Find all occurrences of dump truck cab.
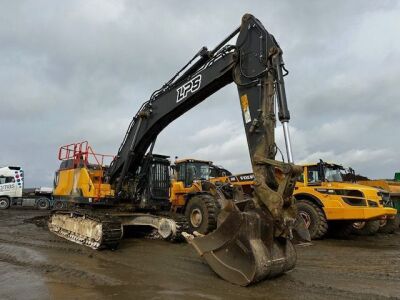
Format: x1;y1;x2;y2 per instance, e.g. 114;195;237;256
294;161;397;239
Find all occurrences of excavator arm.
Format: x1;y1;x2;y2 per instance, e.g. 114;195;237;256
107;14;294;193
104;14;308;285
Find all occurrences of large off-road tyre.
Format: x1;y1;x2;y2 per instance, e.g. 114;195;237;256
328;221;354;239
352;220;380;236
37;198;50;210
296;200;328;239
0;197;10;210
185;194;220;235
378;215;400;234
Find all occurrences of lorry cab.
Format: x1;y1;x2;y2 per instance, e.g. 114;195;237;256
0;166;52;210
0;166;24;208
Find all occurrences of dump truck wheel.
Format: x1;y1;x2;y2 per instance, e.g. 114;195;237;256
352;220;380;236
378;215;400;234
185;194;220;235
296;200;328;239
328;221;354;239
37;198;50;210
0;197;10;210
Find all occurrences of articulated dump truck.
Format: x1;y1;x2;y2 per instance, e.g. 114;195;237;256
211;161;397;240
48;14;310;286
294;161;396;238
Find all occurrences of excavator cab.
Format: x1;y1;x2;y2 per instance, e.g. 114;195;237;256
135;154;171;210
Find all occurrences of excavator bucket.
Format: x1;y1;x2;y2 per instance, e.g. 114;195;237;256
183;207;296;286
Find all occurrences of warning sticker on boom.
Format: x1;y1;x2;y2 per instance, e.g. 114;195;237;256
240;94;251;123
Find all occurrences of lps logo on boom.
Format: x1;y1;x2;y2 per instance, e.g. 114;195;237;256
176;74;202;103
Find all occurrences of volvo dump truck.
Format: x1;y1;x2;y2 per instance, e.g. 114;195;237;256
294;161;397;239
48;14;309;286
0;166;53;209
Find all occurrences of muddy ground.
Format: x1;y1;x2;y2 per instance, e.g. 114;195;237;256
0;210;399;300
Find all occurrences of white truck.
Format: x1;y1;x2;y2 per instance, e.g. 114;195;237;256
0;166;53;209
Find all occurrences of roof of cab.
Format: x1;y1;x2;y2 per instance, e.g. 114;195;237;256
301;162;344;169
174;158;212;164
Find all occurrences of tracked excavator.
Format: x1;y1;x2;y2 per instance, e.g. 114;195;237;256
49;14;308;286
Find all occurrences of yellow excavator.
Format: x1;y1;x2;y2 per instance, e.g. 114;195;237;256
49;14;309;286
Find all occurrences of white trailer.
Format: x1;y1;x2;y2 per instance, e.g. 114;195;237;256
0;166;53;209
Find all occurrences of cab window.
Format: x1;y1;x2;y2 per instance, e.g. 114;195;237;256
297;173;304;183
307;166;321;183
0;176;14;184
177;164;186;182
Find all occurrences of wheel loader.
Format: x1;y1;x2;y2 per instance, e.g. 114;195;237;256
49;14;310;286
169;158;230;234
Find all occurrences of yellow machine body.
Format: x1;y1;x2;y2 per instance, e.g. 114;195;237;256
295;164;397;221
170;180;202;208
169;158;229;210
53;167;114;200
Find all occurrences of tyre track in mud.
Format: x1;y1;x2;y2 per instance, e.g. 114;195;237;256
278;276;395;300
0;243;122;287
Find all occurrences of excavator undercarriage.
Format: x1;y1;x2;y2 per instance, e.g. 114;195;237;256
49;13;309;286
49;210;189;249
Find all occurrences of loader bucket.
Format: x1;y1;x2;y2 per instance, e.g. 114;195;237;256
184;208;296;286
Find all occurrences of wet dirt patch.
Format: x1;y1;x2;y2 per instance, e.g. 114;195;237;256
0;209;399;299
24;214;50;227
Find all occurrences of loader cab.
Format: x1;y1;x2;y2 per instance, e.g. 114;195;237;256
173;159;231;188
174;159;212;188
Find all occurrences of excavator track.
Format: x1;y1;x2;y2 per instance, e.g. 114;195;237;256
49;210;189;249
48;211;123;250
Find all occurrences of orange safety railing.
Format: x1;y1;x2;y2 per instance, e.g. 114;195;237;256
58;141;114;200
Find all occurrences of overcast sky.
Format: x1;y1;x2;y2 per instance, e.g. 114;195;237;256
1;0;399;187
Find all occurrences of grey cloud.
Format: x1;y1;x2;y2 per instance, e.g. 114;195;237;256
1;0;399;186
